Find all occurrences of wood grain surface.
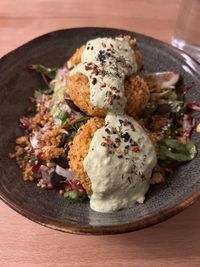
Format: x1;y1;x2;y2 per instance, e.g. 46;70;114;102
1;1;200;266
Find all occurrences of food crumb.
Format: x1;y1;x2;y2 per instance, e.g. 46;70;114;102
196;123;200;133
150;172;165;184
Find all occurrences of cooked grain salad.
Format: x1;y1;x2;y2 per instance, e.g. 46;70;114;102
10;36;199;211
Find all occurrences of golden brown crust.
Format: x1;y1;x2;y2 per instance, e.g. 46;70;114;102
124;75;149;117
66;73;107;117
68;117;104;192
66;73;149;118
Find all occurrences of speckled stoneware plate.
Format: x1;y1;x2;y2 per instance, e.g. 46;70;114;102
0;27;200;235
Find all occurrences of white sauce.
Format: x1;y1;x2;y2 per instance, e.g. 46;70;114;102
84;113;157;212
70;37;157;212
70;37;137;113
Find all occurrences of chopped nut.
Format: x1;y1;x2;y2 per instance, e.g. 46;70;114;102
16;136;28;145
196;123;200;133
150;172;165;184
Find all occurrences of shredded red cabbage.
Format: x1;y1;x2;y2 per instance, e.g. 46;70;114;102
186;101;200;111
65;179;85;192
182;113;195;139
20;117;31;129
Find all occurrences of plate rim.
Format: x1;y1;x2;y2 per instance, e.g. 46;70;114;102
1;185;200;235
1;26;200;235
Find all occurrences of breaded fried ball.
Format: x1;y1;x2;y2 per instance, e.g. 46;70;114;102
66;74;149;118
68;117;104;193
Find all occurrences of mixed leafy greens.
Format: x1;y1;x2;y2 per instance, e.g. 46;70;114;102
142;72;197;171
12;65;198;202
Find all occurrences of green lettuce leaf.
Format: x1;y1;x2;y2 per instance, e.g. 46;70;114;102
158;138;197;164
29;64;58;80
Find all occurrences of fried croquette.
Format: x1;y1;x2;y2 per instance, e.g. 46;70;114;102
66;74;149;118
66;73;106;117
68;117;104;192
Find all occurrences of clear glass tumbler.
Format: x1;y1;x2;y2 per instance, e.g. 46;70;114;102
172;0;200;62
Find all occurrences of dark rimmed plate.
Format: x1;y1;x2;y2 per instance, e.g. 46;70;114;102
0;27;200;235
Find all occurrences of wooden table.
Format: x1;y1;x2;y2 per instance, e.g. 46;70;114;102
1;1;200;266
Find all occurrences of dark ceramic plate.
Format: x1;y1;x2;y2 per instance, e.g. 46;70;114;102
0;27;200;235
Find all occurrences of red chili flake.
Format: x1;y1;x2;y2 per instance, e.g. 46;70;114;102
107;92;113;105
101;142;107;147
124;120;129;126
132;146;140;153
92;77;97;85
84;65;92;71
85;63;97;71
101;83;106;88
92;69;98;75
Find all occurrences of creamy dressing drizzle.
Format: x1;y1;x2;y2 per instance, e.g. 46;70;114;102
70;37;157;212
70;37;137;113
84;113;157;212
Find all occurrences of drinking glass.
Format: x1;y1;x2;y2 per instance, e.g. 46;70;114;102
172;0;200;62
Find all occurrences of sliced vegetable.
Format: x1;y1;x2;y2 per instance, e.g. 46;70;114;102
64;190;87;201
71;117;89;132
183;113;195;139
186;101;200;111
39;88;54;95
158;138;197;164
28;64;58;80
50;86;66;107
145;71;180;89
50;87;68;124
55;165;74;178
56;110;68;122
162;89;178;101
